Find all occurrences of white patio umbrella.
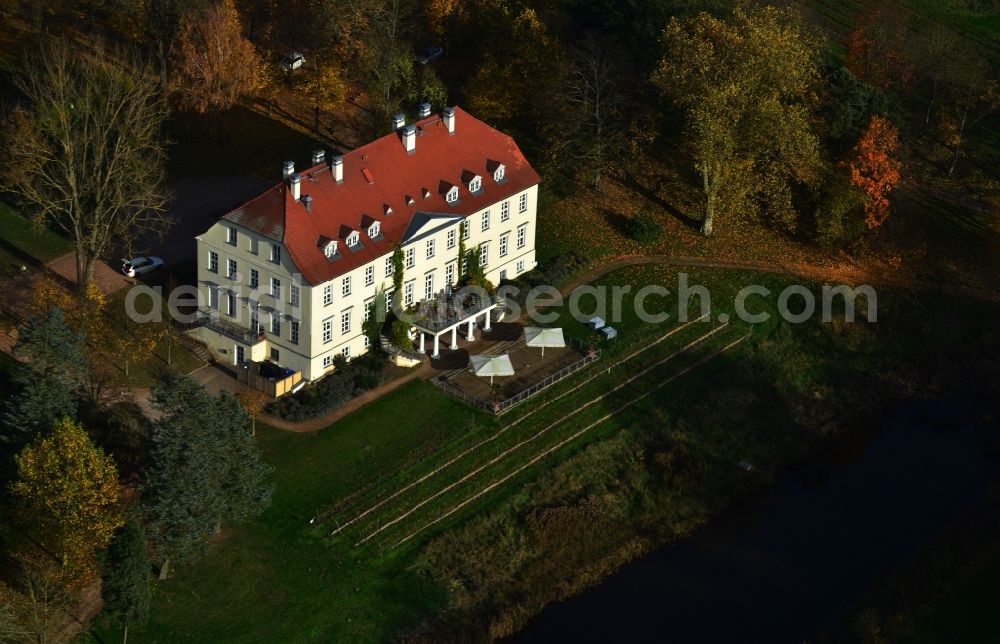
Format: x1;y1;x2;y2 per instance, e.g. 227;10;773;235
523;326;565;357
469;354;515;385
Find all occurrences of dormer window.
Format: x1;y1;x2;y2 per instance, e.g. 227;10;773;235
368;221;381;238
494;165;505;182
469;176;482;192
487;159;506;183
324;240;338;258
445;186;459;203
347;231;360;247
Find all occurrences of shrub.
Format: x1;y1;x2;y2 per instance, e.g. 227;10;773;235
627;210;663;245
266;352;390;421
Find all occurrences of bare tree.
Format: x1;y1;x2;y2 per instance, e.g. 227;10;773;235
943;55;999;177
2;40;169;291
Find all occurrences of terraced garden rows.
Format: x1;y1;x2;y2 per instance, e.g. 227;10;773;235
323;313;752;553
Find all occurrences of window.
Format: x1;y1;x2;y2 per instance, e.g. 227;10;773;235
290;320;299;344
226;290;236;317
323;318;333;343
445;262;455;289
227;227;237;245
424;272;434;300
517;260;525;273
208;286;219;310
365;265;374;287
481;210;490;232
290;285;300;307
341;346;351;359
341;309;351;335
270;243;281;264
341;275;351;297
323;355;334;369
447;228;456;249
270;313;281;336
271;347;280;361
384;289;393;311
250;307;260;334
500;270;507;281
250;238;259;255
323;284;332;306
227;259;237;279
405;247;415;269
469;176;481;192
519;193;528;213
494;165;505;182
208;251;219;273
461;256;467;276
500;200;510;221
250;268;259;289
500;234;509;257
368;222;380;238
479;243;489;267
324;241;338;258
385;255;394;277
364;298;374;321
363;334;370;349
404;282;414;307
517;224;527;249
445;186;458;203
426;238;435;260
461;220;470;240
271;277;281;299
347;231;360;247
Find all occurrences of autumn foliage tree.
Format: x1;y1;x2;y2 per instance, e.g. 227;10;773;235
845;115;902;229
169;0;261;114
9;418;124;589
844;5;914;95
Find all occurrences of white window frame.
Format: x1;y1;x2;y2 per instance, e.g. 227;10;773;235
500;234;509;257
227;227;238;245
519;192;528;213
322;318;333;344
500;200;510;221
290;285;300;307
341;275;351;297
461;220;470;240
516;260;525;273
445;262;455;289
494;165;505;182
481;210;490;232
249;268;259;289
446;186;459;203
469;176;481;192
270;313;281;336
447;228;456;249
323;355;334;368
227;259;237;280
363;298;374;321
479;243;488;267
226;290;236;317
341;309;351;335
424;272;434;300
385;255;394;277
404;282;414;307
290;320;300;344
405;247;415;269
208;251;219;273
270;243;281;264
208;285;219;310
368;222;380;238
347;231;360;247
426;238;435;260
323;284;332;306
365;265;374;286
271;277;281;299
341;346;351;359
517;224;527;249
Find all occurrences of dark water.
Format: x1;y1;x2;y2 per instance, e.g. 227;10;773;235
515;401;998;644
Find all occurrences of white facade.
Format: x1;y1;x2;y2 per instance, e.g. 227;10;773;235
193;185;538;381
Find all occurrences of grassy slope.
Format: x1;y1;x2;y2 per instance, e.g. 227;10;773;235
0;201;73;268
93;264;1000;642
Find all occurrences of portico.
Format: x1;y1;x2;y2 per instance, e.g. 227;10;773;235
412;293;499;359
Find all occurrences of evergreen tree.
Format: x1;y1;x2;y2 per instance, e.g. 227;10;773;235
1;308;88;468
101;519;151;644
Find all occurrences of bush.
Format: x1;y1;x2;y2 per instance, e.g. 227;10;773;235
390;319;413;350
266;352;390;421
627;210;663;245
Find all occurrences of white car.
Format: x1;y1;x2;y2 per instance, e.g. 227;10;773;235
281;52;305;71
122;256;164;277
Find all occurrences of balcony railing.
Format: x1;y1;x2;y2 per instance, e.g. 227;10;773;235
408;291;501;333
194;311;266;346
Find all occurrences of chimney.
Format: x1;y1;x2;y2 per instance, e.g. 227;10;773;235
418;102;431;118
402;124;416;153
301;194;312;211
311;149;325;165
290;173;301;201
282;160;295;178
443;107;455;135
391;112;405;131
331;155;343;183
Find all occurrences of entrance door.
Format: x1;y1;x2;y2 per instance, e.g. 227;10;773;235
235;344;245;365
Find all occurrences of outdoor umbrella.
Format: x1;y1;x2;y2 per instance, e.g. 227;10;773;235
523;326;566;357
469;354;515;385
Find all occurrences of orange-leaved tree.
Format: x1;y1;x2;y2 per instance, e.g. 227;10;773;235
9;418;124;588
846;115;902;229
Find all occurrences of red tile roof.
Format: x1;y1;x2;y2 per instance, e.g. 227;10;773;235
220;107;540;286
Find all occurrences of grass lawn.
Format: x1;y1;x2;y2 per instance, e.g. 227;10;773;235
88;265;1000;642
0;201;73;268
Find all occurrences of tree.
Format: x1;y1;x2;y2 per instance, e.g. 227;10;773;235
940;55;999;177
654;6;824;236
910;24;964;125
101;519;151;644
234;388;267;436
0;559;74;644
144;375;272;578
844;4;914;95
1;40;169;290
845;115;902;229
390;245;405;312
169;0;261;114
9;418;124;588
1;308;88;469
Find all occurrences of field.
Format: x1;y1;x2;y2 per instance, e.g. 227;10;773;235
0;201;73;269
89;263;1000;642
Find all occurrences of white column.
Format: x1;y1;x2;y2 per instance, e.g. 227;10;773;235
483;310;492;331
466;318;475;341
419;332;425;353
432;333;440;358
450;326;458;350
